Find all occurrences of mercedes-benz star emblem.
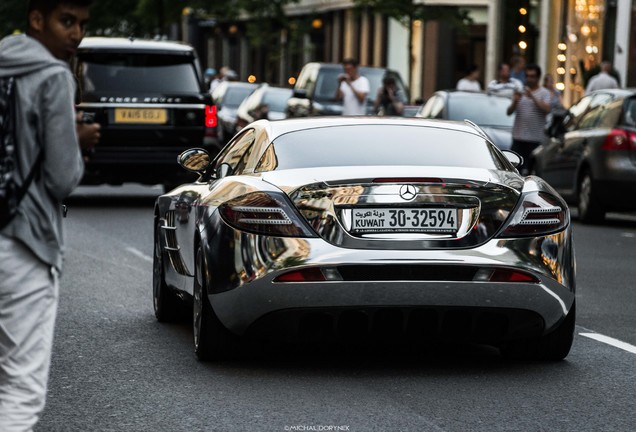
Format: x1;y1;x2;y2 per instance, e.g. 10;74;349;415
399;184;417;201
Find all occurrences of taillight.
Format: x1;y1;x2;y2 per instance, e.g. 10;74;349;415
205;105;217;128
218;191;317;237
601;128;634;150
273;268;326;282
473;268;539;283
498;191;568;237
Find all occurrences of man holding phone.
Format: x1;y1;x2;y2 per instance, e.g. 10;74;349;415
506;63;551;175
335;58;370;116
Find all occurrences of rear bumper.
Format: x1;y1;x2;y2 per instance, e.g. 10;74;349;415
204;224;575;340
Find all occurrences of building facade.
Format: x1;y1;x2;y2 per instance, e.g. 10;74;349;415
188;0;634;105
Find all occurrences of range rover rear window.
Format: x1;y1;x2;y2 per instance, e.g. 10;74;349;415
77;53;201;94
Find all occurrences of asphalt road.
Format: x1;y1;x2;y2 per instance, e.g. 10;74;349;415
36;185;636;432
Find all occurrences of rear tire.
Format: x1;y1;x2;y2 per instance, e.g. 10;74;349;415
501;302;576;361
193;244;240;361
577;170;605;223
153;220;182;322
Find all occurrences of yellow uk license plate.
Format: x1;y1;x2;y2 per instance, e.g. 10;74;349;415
114;108;167;124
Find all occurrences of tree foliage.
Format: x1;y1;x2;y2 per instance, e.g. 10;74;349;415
0;0;294;38
0;0;28;36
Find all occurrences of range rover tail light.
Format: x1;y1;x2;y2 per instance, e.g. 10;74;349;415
205;105;217;128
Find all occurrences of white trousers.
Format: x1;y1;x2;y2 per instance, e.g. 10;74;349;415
0;234;58;432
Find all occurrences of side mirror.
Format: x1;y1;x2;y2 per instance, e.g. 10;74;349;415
502;150;523;168
178;148;211;173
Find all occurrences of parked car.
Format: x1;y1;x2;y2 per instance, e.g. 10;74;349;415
235;83;292;132
531;88;636;223
73;37;219;192
211;81;257;144
153;117;575;362
286;62;408;117
415;90;515;150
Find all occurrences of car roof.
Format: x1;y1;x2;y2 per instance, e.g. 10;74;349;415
78;37;195;53
302;62;395;73
259;117;484;139
438;89;512;100
587;88;636;97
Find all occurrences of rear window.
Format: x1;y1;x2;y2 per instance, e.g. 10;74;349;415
256;125;508;171
77;52;201;94
623;98;636;127
313;69;340;99
262;89;293;112
222;86;257;107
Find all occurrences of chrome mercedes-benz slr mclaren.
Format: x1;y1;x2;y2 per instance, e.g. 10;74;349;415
153;117;576;361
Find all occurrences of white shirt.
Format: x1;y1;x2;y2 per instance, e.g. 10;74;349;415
585;72;619;94
511;87;551;142
487;78;523;97
340;76;370;116
456;78;481;92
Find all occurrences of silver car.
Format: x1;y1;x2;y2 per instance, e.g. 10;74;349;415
153;117;576;361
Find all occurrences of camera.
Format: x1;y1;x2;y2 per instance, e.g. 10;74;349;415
79;111;96;124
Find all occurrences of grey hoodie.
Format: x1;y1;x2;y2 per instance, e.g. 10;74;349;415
0;34;84;272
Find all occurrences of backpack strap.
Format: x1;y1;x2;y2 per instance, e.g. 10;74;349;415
15;151;44;203
4;76;44;208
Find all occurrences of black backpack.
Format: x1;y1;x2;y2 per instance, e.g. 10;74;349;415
0;76;41;229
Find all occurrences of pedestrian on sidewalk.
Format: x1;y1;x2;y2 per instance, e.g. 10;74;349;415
585;61;619;94
456;64;482;92
506;63;551;175
335;58;370;116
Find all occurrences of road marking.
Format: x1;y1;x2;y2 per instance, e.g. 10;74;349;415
126;247;153;263
579;332;636;354
620;232;635;238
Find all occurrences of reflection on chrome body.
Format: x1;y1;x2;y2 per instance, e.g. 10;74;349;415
153;117;576;360
203;225;574;336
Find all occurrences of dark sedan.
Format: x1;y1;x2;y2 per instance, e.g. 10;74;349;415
153;117;575;362
532;88;636;223
415;90;515;150
211;81;257;144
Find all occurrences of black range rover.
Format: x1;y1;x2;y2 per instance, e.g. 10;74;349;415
73;37;219;191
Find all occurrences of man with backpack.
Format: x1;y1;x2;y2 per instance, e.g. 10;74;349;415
0;1;94;429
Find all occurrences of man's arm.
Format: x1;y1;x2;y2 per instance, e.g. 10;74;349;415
40;71;84;201
76;112;100;153
350;77;369;104
335;75;345;101
528;88;551;113
507;91;521;116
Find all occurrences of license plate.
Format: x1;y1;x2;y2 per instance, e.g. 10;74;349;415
114;108;167;124
351;208;457;233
